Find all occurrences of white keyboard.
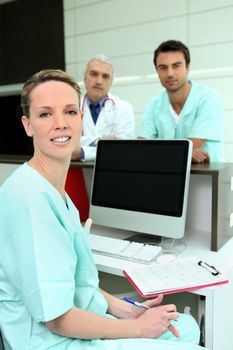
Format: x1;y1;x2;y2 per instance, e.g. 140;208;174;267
88;234;162;263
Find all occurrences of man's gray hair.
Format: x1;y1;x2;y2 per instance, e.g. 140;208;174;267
84;54;114;80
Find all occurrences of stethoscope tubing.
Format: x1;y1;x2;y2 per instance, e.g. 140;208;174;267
81;93;115;113
81;94;116;136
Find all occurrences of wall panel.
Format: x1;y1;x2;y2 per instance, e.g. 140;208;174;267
110;81;163;112
74;0;187;34
74;17;187;61
64;0;74;9
224;144;233;162
66;62;79;78
193;76;233;109
76;53;156;78
188;0;233;13
74;0;104;7
224;111;233;142
65;36;76;63
190;42;233;70
189;7;233;46
64;9;76;37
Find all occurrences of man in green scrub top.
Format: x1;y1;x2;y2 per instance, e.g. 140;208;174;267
139;40;224;163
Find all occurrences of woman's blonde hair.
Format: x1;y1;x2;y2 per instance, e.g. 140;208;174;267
21;69;81;117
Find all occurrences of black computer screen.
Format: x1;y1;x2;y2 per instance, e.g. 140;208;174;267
91;140;190;217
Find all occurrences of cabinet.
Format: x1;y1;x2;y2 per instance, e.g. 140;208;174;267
187;163;233;251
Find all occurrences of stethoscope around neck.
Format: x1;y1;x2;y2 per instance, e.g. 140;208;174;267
81;93;115;114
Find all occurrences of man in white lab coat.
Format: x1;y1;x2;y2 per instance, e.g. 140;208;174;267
72;55;135;161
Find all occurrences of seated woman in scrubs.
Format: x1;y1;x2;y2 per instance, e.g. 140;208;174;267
0;70;203;350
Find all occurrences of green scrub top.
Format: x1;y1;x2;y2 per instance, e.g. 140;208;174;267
0;163;201;350
139;81;224;162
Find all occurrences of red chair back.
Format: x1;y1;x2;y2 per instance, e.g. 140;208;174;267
65;168;89;222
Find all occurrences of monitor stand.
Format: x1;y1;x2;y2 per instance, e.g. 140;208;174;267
125;233;162;245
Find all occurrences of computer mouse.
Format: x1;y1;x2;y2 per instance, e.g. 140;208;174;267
156;252;177;264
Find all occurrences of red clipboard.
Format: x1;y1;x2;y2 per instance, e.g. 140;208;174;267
123;270;228;298
123;257;229;298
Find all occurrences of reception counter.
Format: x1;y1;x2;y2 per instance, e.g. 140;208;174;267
1;155;233;251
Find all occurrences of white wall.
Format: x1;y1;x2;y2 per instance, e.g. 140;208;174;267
64;0;233;161
0;163;19;185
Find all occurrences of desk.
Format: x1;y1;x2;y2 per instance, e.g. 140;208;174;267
1;160;232;249
1;158;233;348
189;163;233;251
91;225;233;350
79;162;233;251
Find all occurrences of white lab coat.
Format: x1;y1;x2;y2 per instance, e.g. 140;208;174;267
81;93;135;160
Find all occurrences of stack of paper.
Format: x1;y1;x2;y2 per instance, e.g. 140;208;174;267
123;257;228;297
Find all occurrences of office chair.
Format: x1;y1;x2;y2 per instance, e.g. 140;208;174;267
0;330;4;350
65;168;89;222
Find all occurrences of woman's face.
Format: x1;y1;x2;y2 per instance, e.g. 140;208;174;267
21;80;82;162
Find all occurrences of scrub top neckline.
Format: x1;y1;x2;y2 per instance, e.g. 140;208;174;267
24;162;70;209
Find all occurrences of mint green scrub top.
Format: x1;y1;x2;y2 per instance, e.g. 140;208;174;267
139;81;224;162
0;163;202;350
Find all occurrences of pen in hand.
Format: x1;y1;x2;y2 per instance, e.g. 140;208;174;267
123;297;149;309
123;297;179;338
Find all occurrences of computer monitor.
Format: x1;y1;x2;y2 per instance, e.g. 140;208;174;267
90;139;192;240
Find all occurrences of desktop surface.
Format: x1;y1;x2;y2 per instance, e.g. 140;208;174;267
90;224;233;295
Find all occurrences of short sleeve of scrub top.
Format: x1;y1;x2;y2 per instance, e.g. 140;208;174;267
187;87;224;141
0;165;77;323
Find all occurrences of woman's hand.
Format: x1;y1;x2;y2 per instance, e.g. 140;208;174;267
100;291;179;339
134;296;180;338
127;294;179;338
128;294;164;319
